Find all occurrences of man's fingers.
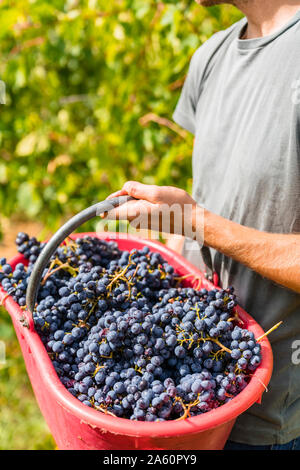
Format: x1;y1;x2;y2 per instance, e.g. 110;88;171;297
122;181;161;203
105;181;161;204
102;200;152;221
106;189;128;200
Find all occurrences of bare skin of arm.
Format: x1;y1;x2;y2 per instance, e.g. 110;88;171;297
104;181;300;294
202;207;300;293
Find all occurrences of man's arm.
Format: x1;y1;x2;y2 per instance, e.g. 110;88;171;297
165;235;185;254
104;181;300;293
201;207;300;293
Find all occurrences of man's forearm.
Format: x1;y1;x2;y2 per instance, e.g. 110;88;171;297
195;207;300;293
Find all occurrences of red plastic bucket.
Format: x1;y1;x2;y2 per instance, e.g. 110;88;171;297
0;232;273;450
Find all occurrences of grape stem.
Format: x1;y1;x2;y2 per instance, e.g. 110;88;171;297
211;338;232;354
94;404;117;417
174;396;200;421
64;237;77;252
247;374;268;392
256;321;283;342
41;259;78;285
197;335;232;354
0;293;10;305
174;273;202;290
107;263;132;291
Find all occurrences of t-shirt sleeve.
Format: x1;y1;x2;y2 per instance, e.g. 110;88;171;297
173;26;236;134
172;50;201;135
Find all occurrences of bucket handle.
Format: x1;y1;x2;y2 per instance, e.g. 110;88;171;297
26;195;134;313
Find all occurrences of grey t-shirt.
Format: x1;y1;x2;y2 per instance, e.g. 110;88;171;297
173;11;300;445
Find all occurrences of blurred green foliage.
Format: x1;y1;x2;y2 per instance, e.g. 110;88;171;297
0;306;56;449
0;0;242;230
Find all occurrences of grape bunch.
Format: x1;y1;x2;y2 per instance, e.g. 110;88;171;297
0;233;263;421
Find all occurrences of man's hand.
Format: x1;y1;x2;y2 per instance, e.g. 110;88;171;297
104;181;199;238
104;180;300;294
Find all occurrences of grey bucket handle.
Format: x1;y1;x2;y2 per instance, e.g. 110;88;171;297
26;195;134;312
